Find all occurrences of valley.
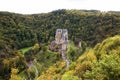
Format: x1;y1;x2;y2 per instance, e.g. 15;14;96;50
0;9;120;80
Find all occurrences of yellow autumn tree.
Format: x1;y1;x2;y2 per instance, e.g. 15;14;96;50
10;68;23;80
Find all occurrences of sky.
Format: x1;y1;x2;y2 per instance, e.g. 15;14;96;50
0;0;120;14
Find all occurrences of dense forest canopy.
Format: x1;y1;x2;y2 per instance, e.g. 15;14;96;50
0;9;120;80
0;9;120;49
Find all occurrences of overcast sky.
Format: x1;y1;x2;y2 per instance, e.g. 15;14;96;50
0;0;120;14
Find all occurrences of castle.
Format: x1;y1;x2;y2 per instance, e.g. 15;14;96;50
49;29;69;67
55;29;68;50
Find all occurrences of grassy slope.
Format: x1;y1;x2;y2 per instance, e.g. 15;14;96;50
19;46;33;54
37;41;81;80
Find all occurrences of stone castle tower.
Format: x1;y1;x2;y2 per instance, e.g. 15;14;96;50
49;29;69;67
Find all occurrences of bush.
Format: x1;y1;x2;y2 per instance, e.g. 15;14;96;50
84;54;120;80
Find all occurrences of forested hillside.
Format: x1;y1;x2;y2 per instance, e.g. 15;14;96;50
37;35;120;80
1;10;120;49
0;9;120;80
